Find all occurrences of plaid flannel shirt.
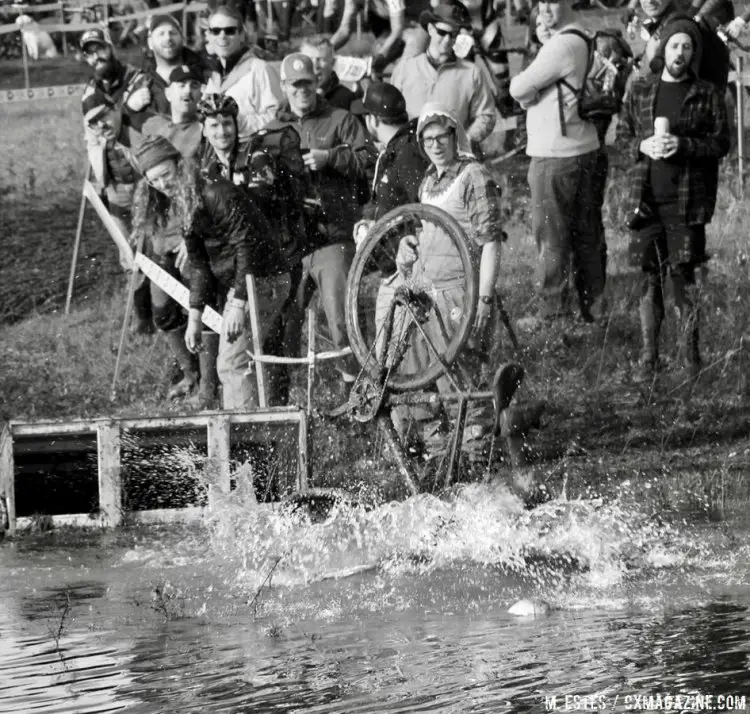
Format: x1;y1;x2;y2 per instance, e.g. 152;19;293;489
615;74;730;225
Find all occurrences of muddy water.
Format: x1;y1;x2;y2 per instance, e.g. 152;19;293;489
2;483;750;714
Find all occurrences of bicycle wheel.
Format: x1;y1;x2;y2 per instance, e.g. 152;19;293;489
346;203;478;392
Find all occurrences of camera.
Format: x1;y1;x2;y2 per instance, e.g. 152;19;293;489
625;202;654;231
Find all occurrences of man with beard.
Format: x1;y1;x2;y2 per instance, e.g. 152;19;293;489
142;14;206;117
80;29;153;131
202;3;283;142
390;1;496;145
299;35;357;111
616;17;729;382
83;90;156;335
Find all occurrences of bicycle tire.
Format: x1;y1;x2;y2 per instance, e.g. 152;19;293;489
345;203;478;392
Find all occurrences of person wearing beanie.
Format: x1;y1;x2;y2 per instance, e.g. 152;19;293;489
202;4;284;142
142;13;207;117
130;135;290;410
616;16;730;383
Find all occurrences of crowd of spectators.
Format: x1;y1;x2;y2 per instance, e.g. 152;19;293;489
76;0;740;449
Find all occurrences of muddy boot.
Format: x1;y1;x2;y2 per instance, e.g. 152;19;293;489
187;331;220;410
674;276;702;381
165;327;199;401
635;280;664;383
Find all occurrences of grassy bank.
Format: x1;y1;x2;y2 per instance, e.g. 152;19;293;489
2;30;750;512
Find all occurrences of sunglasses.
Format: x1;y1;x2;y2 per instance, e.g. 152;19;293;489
434;26;459;39
208;26;239;36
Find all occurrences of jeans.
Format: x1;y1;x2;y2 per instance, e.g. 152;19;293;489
217;274;291;411
528;151;604;318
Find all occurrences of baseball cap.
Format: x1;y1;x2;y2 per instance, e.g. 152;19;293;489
419;1;472;31
79;28;110;52
350;82;408;121
168;64;203;84
81;90;114;124
280;53;316;83
148;13;182;34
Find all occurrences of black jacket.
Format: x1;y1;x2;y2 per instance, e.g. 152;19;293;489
320;72;358;111
361;119;428;222
186;178;286;311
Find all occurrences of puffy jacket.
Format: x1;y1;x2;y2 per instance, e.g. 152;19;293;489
203;48;284;142
361;119;428;222
264;97;376;250
186;178;287;311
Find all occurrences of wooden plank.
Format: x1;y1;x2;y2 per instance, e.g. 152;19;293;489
97;421;122;527
0;423;16;535
207;415;231;494
245;274;268;408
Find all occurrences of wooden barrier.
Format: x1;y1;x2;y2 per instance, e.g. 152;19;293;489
0;408;309;534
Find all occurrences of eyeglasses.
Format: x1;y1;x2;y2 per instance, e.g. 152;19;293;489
82;46;107;58
434;26;459;39
421;130;454;148
208;26;239;36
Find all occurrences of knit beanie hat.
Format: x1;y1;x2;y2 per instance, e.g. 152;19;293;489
649;15;702;75
133;135;181;175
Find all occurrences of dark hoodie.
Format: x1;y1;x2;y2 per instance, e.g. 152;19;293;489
319;71;358;111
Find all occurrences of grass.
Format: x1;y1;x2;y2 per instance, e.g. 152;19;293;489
2;21;750;516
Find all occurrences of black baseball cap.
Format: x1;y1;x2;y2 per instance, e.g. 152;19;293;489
79;28;110;52
350;82;408;121
168;64;203;84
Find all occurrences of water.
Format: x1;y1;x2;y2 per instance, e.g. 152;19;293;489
2;482;750;714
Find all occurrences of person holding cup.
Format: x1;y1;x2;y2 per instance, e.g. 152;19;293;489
616;16;730;382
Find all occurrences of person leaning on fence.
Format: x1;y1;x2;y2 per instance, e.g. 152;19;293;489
202;2;284;142
390;1;497;147
509;0;604;326
197;93;308;405
131;136;291;411
615;16;730;383
381;103;505;452
262;52;376;390
299;34;358;111
79;28;154;132
137;66;219;407
82;90;157;337
141;13;208;117
349;82;428;246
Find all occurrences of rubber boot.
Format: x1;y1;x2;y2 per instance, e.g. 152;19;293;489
187;332;220;410
673;272;702;381
131;279;155;336
635;279;664;383
165;327;199;400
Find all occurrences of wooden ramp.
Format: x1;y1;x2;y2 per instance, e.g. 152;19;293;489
0;408;310;535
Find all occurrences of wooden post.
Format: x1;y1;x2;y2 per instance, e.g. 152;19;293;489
182;0;188;40
65;167;91;315
207;415;231;494
245;274;268;408
505;0;512;37
444;396;468;489
59;1;67;56
97;421;122;527
306;305;316;417
20;27;30;90
737;56;745;197
0;423;16;536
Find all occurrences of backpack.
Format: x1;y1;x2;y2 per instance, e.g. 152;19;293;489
555;28;624;137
